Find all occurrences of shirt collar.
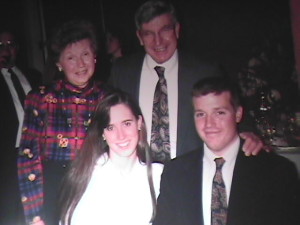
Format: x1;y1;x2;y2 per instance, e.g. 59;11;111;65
55;79;97;97
204;136;240;164
1;66;17;75
145;50;178;74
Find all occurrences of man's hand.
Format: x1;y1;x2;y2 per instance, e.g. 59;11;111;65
239;132;269;156
31;216;45;225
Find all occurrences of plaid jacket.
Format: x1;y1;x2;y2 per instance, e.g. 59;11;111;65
17;79;106;224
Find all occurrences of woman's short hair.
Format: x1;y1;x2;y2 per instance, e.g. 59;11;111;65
49;20;98;63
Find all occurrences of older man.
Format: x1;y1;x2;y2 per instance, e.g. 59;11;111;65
109;0;262;162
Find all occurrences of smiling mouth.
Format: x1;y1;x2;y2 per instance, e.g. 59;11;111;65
154;47;166;52
117;142;129;147
77;69;87;75
205;131;220;136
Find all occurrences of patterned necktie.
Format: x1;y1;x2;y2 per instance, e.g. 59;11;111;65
150;66;170;163
211;157;227;225
8;68;26;108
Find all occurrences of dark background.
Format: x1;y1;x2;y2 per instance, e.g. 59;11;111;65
0;0;294;78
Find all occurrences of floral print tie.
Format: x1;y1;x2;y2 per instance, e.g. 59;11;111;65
150;66;170;163
211;157;227;225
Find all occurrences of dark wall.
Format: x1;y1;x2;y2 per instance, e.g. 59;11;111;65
1;0;294;78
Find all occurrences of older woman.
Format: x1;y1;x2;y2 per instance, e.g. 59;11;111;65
59;90;163;225
17;20;107;225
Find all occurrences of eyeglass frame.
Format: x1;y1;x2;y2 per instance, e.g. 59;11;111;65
0;40;18;50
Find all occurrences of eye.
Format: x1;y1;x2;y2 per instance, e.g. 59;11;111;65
195;111;205;118
106;125;113;131
124;121;132;126
83;51;90;56
141;31;153;36
162;25;174;32
216;110;226;115
67;56;74;61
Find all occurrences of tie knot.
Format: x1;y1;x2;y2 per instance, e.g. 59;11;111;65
154;66;165;78
214;157;225;170
8;68;13;74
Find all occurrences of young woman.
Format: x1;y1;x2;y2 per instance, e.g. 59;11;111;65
59;90;163;225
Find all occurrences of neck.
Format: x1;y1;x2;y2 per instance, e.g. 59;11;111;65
109;153;138;173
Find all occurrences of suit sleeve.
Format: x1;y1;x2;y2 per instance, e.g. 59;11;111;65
278;158;300;224
17;91;44;224
153;165;177;225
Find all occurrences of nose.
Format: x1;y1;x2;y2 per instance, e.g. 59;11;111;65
154;33;162;45
205;115;215;128
116;127;125;140
77;57;85;67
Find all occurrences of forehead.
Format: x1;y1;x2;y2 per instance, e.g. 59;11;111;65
109;104;134;122
141;13;174;30
62;39;93;53
0;32;15;42
193;91;234;110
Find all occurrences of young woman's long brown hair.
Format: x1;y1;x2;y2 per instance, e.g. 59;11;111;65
59;89;157;225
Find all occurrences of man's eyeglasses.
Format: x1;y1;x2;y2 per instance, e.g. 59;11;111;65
0;40;17;50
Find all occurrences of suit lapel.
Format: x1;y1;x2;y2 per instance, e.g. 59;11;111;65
176;52;200;155
227;141;259;224
129;53;145;101
177;53;191;154
180;150;205;224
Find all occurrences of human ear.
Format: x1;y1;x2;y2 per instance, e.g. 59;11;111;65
235;107;243;123
136;30;144;46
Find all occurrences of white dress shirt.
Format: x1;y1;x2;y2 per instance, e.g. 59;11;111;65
1;66;31;147
139;50;178;159
202;136;240;225
71;154;163;225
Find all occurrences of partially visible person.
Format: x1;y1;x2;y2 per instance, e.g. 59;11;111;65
109;0;263;163
153;76;300;225
0;29;41;225
59;90;163;225
17;20;107;225
106;31;123;63
96;30;125;82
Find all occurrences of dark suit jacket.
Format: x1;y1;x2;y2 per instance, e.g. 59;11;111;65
153;141;300;225
109;51;222;156
0;66;41;224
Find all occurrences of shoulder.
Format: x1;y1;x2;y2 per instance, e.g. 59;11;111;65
27;80;57;95
19;66;43;88
92;80;111;95
112;52;145;71
163;149;202;173
177;51;224;78
263;151;298;171
178;51;220;68
242;150;298;177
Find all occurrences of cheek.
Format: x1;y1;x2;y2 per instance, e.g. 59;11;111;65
128;129;139;138
60;61;75;72
195;120;205;134
104;132;116;144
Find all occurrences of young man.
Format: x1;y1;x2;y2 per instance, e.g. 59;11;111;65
153;76;300;225
109;0;263;163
